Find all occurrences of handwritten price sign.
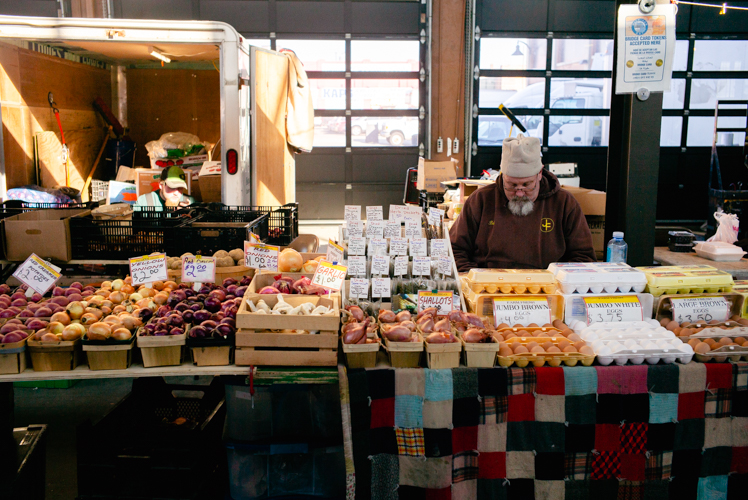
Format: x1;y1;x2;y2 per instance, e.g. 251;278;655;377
493;296;551;328
244;242;279;271
312;261;348;292
12;254;61;296
182;255;216;284
671;297;730;324
417;291;454;315
326;241;345;265
583;295;643;324
129;254;169;286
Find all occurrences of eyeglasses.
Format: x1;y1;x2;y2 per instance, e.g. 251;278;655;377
504;180;537;193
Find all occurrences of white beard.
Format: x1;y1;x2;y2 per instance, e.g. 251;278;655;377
507;196;534;216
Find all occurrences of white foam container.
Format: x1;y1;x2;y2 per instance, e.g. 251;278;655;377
591;338;694;365
549;263;647;294
577;325;676;342
563;293;655;326
693;241;746;262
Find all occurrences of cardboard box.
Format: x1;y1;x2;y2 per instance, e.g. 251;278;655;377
417;157;458;192
563;186;606;260
3;209;90;262
198;162;223;203
149;154;208;169
135;168;191;197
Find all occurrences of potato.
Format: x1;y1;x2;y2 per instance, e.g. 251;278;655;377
181;252;195;259
229;248;244;263
213;250;230;259
216;256;234;267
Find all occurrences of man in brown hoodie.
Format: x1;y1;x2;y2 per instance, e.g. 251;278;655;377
450;135;596;271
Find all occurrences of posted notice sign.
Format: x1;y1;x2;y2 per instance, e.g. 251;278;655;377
615;4;676;94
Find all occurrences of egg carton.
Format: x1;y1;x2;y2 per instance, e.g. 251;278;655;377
680;326;748;339
578;326;677;342
552;264;647;295
497;351;595;368
462;269;557;294
591;338;693;365
692;344;748;362
569;319;661;332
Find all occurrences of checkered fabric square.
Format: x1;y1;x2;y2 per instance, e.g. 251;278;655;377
508;367;536;395
734;362;748;391
396;427;425;457
591;451;620;479
565;452;593;480
620;423;647;454
705;388;733;418
616;480;644;500
480;395;508;424
452;451;479;483
645;451;672;481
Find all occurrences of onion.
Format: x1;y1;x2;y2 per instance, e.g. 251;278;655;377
225;294;236;301
18;310;34;318
47;322;65;334
225;306;238;319
138;287;156;298
112;328;132;341
6;319;21;324
84;307;104;320
169;327;184;336
25;318;48;330
64;287;80;297
166;314;184;328
189;303;203;312
70;282;83;290
209;289;226;302
194;310;212;323
33;307;52;317
62;323;86;340
235;286;248;298
175;303;190;313
121;315;142;330
11;298;27;307
278;248;303;272
240;276;252;286
189;326;208;338
213;323;235;337
223;278;238;287
167;291;186;308
200;319;218;329
0;284;10;295
111;279;124;291
10;292;25;301
144;323;157;334
220;317;236;328
2;332;24;344
198;285;212;295
259;286;279;294
87;322;112;341
112;305;127;314
100;306;113;316
153;293;169;305
41;332;61;342
302;260;319;273
129;292;144;303
226;284;238;295
136;308;153;322
52;287;65;297
204;297;222;313
49;296;69;307
50;312;71;326
0;310;15;319
68;293;84;301
182;309;195;324
0;324;21;334
213;312;225;321
156;305;172;318
80;313;99;325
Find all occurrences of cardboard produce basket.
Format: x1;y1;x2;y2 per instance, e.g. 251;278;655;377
187;337;233;367
460;336;499;368
27;337;81;371
341;339;381;368
81;334;136;371
382;333;423;368
136;329;186;368
0;336;28;374
424;339;461;369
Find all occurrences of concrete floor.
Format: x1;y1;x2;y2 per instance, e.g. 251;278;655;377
13;379;134;500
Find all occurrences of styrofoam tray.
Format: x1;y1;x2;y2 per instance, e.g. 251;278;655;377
591;338;693;365
563;293;655;326
551;263;647;294
577;326;676;342
569;319;661;332
693;241;746;262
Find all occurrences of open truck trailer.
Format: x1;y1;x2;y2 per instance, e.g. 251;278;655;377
0;15;295;206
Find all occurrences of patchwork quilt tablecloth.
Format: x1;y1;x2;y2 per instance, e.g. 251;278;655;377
342;362;748;499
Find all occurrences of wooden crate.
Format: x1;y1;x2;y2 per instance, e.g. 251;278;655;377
237;295;340;332
383;335;423;368
425;340;462;369
342;340;380;368
0;337;28;375
190;345;233;366
245;269;340;306
168;266;255;285
461;337;500;368
27;338;81;372
235;329;338;367
136;332;186;368
82;338;135;371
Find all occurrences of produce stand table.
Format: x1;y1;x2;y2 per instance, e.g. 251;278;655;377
654;247;748;279
340;363;748;500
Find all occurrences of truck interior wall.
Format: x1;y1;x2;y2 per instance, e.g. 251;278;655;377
125;68;220;168
0;41;110;191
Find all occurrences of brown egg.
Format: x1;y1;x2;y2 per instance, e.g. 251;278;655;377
558;340;572;350
693;327;704;334
526;341;539;351
666;320;680;331
561;329;574;338
530;346;546;353
542;323;553;328
513;345;529;354
734;337;747;345
742;340;748;347
724;321;736;327
731;314;741;321
694;342;711;354
541;341;554;351
672;327;682;336
498;342;509;350
681;321;691;328
719;337;733;346
704;338;717;346
497;323;510;330
547;346;561;353
552;319;565;329
562;345;578;353
709;319;721;325
738;318;748;326
711;342;725;351
567;333;582;343
579;346;594;355
660;318;671;327
517;330;529;337
680;328;693;337
573;341;587;351
499;346;514;357
493;333;505;342
505;333;517;339
527;323;539;328
687;338;702;348
512;324;524;329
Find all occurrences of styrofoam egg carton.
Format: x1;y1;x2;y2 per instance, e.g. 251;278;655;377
569;319;660;332
579;326;676;342
593;338;693;365
555;267;647;294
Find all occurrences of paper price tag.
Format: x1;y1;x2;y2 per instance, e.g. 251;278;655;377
409;238;428;257
493;296;552;328
13;254;61;296
366;206;383;221
347;220;364;238
671;297;730;324
412;256;431;276
406;205;422;218
348;255;367;276
244;241;280;271
350;278;369;299
405;221;421;239
372;277;391;298
430;239;449;257
366;220;385;239
312;261;347;292
389;205;406;223
371;255;390;276
129;253;169;286
344;205;361;222
428;207;444;226
348;236;367;256
583;295;643;324
438;257;453;276
181;255;216;284
394;256;409;276
418;291;454;315
368;238;388;256
384;220;401;239
389;237;408;256
327;241;345;265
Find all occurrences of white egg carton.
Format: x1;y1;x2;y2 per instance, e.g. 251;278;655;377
550;263;647;294
569;319;661;332
591;338;694;365
578;326;677;343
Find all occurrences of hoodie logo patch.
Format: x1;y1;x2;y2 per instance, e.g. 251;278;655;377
541;218;554;233
489;220;495;226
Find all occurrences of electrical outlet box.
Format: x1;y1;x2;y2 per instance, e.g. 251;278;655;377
453;139;459;154
436;137;443;153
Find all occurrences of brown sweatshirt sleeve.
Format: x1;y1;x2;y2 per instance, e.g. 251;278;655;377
449;193;481;272
561;196;597;262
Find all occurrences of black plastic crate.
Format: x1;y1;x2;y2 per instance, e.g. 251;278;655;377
76;378;227;500
20;201;99;209
173;212;270;257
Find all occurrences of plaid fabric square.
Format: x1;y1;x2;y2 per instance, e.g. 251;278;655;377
507;393;535;422
565;452;593;480
645;451;672;481
620;423;647;454
648;393;678;424
508;367;536;395
677;391;705;420
452;425;478;455
705;388;733;418
705;363;733;390
734;362;748;391
564;366;598;396
697;475;728;500
452;451;479;483
452;368;479;399
535;367;565;395
619;454;646;482
396;428;425;457
424;369;453;402
480;395;508;424
596;365;648;394
371;397;395;429
395;395;424;428
616;480;644;500
478;452;506;479
591;451;620;479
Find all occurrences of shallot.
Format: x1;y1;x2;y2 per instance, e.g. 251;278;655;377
378;309;396;323
425;332;457;344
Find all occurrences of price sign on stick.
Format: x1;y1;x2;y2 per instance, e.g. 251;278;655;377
384;220;401;239
431;239;449;257
344;205;362;222
372;277;391;298
366;206;383;221
371;255;389;276
348;236;367;256
405;221;421;239
326;240;345;264
368;238;388;256
438;257;453;276
244;242;279;271
493;296;552;328
409;238;428;257
182;255;216;289
671;297;730;324
412;256;431;276
418;291;454;315
583;295;643;324
389;237;408;256
348;255;367;276
13;253;61;296
394;256;409;276
129;253;169;287
347;221;364;238
350;278;369;299
312;261;347;292
367;220;385;239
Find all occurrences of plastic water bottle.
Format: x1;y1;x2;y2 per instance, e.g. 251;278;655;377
606;231;628;263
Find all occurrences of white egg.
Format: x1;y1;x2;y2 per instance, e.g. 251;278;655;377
597;345;612;356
